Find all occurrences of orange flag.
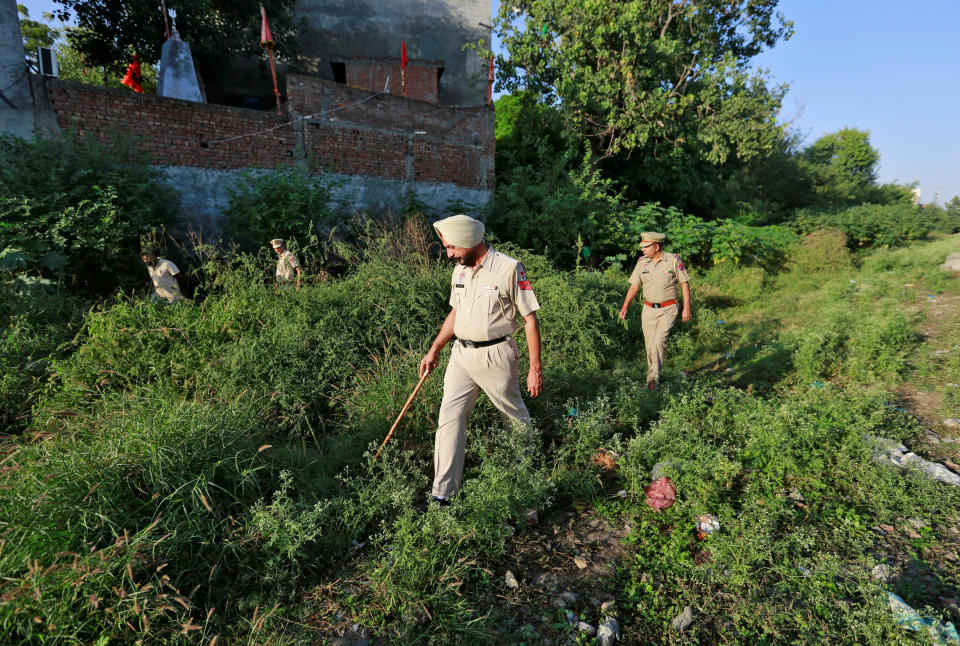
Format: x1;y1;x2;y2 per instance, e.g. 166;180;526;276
260;4;274;48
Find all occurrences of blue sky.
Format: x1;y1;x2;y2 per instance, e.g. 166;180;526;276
19;0;959;202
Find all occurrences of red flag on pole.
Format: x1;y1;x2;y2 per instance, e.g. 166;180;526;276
401;41;408;97
487;55;494;105
121;54;143;93
260;4;274;47
259;4;281;114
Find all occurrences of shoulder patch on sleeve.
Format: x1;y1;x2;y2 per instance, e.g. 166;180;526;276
516;263;533;290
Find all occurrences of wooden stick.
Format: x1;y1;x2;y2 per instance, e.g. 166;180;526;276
374;370;431;459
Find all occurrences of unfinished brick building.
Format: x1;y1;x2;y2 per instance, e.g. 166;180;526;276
0;0;495;229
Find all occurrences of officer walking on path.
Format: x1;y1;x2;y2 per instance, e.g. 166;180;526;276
271;238;301;289
419;214;544;505
619;232;692;388
141;250;186;303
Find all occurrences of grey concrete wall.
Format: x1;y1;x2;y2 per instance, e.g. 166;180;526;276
0;0;34;138
159;165;491;235
293;0;491;106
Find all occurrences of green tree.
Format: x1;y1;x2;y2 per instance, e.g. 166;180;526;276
16;5;57;69
803;127;879;185
491;0;793;164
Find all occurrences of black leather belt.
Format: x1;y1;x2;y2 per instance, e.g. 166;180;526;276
457;336;507;348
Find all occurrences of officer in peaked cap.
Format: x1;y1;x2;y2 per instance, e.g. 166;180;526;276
619;232;692;388
419;214;543;506
271;238;301;289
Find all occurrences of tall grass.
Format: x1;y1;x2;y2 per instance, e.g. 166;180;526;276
2;223;958;643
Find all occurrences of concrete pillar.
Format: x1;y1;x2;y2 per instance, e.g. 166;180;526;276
157;30;204;102
0;0;34;137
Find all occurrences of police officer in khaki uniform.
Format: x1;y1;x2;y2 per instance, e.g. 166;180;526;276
271;238;301;289
419;214;543;505
619;232;692;388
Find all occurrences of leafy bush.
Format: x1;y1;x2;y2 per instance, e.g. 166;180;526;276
0;134;179;293
792;203;936;250
222;166;341;248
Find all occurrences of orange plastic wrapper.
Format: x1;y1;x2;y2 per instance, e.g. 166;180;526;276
644;477;676;511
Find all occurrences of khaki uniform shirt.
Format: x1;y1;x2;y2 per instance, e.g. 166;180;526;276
276;250;300;282
148;258;181;302
628;252;690;303
449;246;540;342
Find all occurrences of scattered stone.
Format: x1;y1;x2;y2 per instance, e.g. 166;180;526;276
616;489;628;498
560;591;580;604
551;597;567;609
926;431;943;444
574;557;589;569
944;419;960;429
901;453;960;486
873;525;888;536
597;618;620;646
601;600;615;614
873;564;893;582
523;507;539;528
532;571;560;588
908;518;927;530
577;621;596;635
504;570;519;589
881;523;896;534
946;459;960;474
870;436;960;486
904;526;923;540
671;606;694;631
940;253;960;272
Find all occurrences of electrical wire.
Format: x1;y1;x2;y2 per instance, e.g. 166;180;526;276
203;88;389;146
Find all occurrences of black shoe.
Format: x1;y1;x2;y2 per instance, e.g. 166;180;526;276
415;496;451;514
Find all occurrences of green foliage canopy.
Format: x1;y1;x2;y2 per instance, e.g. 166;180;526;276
51;0;299;78
492;0;793;164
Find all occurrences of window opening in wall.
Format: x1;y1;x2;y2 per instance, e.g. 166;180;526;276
437;67;444;87
331;61;346;84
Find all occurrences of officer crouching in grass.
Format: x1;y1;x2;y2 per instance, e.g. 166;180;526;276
619;232;692;389
419;214;543;507
141;249;186;303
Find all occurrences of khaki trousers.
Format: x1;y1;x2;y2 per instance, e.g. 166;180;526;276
432;337;531;499
641;303;678;385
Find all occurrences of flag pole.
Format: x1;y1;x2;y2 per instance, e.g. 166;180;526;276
487;54;494;106
160;0;170;39
268;47;281;114
401;40;408;97
260;4;281;114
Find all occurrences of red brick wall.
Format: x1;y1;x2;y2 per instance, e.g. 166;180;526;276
287;74;494;189
40;75;494;191
44;79;295;170
343;58;439;104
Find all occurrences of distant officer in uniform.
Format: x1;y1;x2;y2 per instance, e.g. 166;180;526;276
419;214;543;505
141;250;186;303
619;232;692;388
271;238;301;289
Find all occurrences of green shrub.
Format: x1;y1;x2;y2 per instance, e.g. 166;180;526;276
793;203;935;250
222;166;341;248
0;134;179;293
